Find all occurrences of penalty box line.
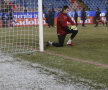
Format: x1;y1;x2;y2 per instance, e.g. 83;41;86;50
43;51;108;68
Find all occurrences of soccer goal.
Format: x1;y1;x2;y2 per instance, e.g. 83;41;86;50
0;0;44;53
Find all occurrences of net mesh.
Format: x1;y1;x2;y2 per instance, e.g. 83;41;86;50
0;0;39;53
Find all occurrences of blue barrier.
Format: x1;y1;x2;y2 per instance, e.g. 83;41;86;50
0;11;106;19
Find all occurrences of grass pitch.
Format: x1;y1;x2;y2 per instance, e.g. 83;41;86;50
44;24;108;64
1;24;108;89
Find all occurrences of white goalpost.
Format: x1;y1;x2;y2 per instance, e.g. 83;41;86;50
0;0;44;53
38;0;44;52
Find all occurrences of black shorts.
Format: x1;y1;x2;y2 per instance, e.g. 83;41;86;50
66;29;75;34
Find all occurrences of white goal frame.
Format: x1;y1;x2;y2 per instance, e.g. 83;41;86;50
38;0;44;52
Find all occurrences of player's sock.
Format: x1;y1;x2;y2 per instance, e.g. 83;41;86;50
67;38;72;45
48;41;53;45
46;41;53;46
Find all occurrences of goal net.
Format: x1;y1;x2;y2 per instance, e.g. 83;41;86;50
0;0;43;53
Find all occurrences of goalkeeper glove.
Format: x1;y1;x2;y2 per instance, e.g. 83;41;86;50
71;25;78;30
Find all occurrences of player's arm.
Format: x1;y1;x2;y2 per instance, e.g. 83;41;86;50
67;17;78;30
67;17;75;25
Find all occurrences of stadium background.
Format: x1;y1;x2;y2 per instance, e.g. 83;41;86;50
0;0;108;27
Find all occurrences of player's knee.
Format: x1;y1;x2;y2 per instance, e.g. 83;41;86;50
59;44;64;47
73;30;78;34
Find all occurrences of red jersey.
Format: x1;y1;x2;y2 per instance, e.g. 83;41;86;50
57;12;75;35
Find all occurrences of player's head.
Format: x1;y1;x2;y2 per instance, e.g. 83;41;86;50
62;5;69;14
83;8;85;11
96;7;99;10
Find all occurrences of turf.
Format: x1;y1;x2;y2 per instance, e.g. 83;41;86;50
44;25;108;64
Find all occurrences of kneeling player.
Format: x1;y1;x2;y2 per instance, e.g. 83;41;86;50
46;5;78;47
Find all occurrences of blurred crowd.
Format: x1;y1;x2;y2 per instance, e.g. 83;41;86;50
0;0;108;28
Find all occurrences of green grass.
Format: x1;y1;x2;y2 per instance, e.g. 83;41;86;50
15;52;108;89
44;25;108;64
1;25;108;89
